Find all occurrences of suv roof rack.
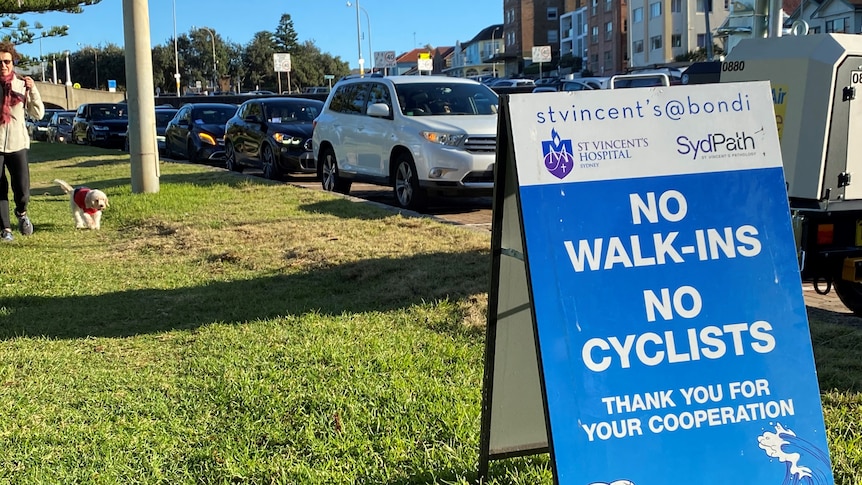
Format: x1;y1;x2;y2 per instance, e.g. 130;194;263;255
338;72;385;82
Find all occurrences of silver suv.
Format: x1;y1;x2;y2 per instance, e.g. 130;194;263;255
312;75;498;209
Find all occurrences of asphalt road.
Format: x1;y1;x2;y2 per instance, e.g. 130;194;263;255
284;174;493;233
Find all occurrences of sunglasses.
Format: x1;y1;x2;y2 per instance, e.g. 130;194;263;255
0;60;13;65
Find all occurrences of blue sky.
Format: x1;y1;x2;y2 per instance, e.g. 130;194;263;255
12;0;502;69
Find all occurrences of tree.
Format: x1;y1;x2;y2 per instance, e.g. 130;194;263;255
273;14;298;53
0;0;100;13
288;40;349;91
243;31;277;91
675;45;724;62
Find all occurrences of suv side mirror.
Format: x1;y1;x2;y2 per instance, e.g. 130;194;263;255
367;103;390;118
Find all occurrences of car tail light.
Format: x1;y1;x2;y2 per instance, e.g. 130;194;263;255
817;224;834;245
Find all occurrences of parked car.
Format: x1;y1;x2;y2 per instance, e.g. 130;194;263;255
46;110;75;144
123;106;179;153
302;87;330;94
559;80;595;92
224;97;323;180
164;103;237;162
71;103;129;148
490;78;535;87
312;75;498;210
28;108;63;142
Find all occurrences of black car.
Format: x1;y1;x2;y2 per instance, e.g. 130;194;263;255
123;107;179;153
46;110;75;144
28;108;63;142
224;97;323;179
164;103;237;163
72;103;129;148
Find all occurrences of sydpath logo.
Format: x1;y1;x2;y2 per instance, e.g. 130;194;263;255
542;128;574;180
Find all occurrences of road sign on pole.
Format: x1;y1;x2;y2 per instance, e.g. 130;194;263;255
273;53;291;73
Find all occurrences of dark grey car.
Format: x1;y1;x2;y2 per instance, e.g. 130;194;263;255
224;97;323;180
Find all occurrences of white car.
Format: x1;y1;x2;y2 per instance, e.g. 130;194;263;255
312;75;498;209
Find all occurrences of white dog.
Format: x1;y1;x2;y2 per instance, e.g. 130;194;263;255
54;179;109;230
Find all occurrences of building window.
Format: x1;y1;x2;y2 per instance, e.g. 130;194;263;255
633;7;643;22
696;33;706;47
548;7;558;20
633;40;644;53
696;0;712;12
671;0;682;12
809;26;821;34
826;18;848;33
650;35;662;50
548;30;559;43
592;25;599;43
650;2;662;18
605;21;613;40
671;33;682;47
592;0;598;14
605;0;613;12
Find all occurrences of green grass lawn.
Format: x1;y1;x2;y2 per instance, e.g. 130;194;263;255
0;143;860;484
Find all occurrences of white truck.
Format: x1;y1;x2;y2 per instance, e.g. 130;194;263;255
718;33;862;314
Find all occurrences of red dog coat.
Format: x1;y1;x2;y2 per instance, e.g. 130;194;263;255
73;187;99;215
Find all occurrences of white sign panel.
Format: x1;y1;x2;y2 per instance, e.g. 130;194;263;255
532;45;552;63
273;53;292;73
502;82;834;483
374;51;397;68
417;58;433;72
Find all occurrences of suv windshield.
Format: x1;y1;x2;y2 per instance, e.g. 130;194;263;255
91;105;127;120
395;83;498;116
192;107;236;125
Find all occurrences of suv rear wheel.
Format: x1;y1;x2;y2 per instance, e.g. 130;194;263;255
393;154;425;210
320;147;352;194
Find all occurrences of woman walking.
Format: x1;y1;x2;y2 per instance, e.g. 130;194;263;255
0;40;43;241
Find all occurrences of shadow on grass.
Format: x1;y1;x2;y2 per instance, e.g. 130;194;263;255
806;306;862;393
378;455;551;485
0;251;488;341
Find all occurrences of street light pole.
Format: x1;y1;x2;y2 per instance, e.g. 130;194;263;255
64;50;71;86
198;26;217;91
491;26;502;78
77;42;98;89
172;0;180;95
347;2;372;74
346;1;364;77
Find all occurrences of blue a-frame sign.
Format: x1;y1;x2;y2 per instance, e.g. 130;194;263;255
479;82;834;484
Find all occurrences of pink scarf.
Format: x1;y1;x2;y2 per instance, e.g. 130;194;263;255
1;71;25;125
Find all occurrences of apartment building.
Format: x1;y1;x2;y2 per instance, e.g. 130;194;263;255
502;0;732;78
499;0;578;76
628;0;729;66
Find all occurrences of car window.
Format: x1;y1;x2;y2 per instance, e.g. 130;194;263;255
367;82;392;113
265;101;320;123
245;102;263;121
395;83;498;116
329;83;369;115
155;110;178;126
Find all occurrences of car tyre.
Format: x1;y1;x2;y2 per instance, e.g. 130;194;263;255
225;141;243;172
261;144;282;180
833;280;862;317
319;146;351;194
393;154;425;210
187;140;198;163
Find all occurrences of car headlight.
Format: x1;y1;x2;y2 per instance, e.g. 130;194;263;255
92;125;110;131
273;133;303;145
421;131;466;146
197;132;217;145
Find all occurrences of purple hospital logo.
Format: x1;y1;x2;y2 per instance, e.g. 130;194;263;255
542;128;575;179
